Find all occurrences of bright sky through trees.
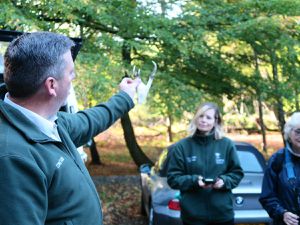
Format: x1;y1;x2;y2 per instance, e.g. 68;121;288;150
138;0;184;18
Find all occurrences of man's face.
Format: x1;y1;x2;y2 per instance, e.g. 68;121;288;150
56;50;75;107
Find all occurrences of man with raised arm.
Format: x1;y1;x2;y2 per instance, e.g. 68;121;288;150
0;31;140;225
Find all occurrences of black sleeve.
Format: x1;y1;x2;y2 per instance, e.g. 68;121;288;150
259;153;286;220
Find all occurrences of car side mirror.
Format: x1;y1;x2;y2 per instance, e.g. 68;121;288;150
139;164;151;174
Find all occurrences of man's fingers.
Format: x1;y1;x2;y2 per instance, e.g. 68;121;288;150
121;77;132;83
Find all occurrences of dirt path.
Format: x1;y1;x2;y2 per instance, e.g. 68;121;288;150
93;176;147;225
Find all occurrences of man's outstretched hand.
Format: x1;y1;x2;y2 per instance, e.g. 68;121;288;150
119;77;141;101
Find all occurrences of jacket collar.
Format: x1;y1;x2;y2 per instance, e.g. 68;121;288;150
286;141;300;157
0;100;56;143
192;129;215;144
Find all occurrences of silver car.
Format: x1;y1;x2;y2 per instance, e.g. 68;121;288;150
140;142;271;225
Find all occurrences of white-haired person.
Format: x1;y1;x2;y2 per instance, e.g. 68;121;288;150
167;102;244;225
260;112;300;225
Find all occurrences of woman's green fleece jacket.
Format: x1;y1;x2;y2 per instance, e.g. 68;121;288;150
167;132;244;225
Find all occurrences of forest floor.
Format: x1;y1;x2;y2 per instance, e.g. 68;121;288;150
85;128;283;225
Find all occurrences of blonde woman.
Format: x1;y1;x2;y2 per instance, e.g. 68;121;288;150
167;102;244;225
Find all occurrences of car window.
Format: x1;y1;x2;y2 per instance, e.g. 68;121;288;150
0;41;9;75
1;41;9;99
237;150;263;173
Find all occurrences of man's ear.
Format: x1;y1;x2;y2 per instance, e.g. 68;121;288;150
44;77;57;97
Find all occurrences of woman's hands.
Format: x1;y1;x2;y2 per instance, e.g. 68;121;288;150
198;176;206;187
283;211;299;225
198;176;224;189
213;178;224;189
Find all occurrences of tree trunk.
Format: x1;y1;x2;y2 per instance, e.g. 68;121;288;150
254;51;267;152
167;113;173;142
276;100;286;141
295;88;299;111
258;96;267;152
271;51;285;141
89;138;102;165
86;96;101;164
158;0;167;16
121;113;154;166
120;41;154;167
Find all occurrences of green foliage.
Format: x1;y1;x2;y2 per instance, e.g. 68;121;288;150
0;1;38;31
149;71;204;121
0;0;299;133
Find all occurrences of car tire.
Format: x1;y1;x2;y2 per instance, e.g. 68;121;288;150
149;204;154;225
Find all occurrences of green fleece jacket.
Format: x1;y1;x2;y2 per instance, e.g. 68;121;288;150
0;91;133;225
167;131;244;224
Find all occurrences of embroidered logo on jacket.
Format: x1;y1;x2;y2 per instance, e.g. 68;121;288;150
56;157;65;168
215;153;224;164
186;156;197;163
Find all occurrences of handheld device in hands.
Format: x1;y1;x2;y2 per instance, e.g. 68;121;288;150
202;178;215;185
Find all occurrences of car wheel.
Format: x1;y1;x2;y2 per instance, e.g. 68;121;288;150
149;204;153;225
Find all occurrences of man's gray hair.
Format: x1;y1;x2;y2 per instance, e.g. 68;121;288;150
4;31;74;98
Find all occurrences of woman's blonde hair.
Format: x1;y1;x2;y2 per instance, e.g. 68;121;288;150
188;102;224;139
284;112;300;141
